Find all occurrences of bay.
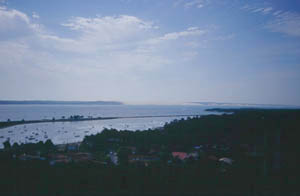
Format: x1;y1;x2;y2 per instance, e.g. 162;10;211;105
0;104;218;148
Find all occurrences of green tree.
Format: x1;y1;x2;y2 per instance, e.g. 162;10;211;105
3;140;11;150
12;142;19;149
117;147;131;165
44;139;55;153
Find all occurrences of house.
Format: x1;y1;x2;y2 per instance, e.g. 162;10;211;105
207;155;218;161
19;154;46;161
217;157;234;172
124;146;136;154
128;155;159;164
67;144;78;151
109;152;118;165
49;153;69;160
194;145;203;150
48;153;71;165
67;142;81;152
69;152;93;163
187;152;199;159
149;144;161;154
56;142;81;152
107;138;120;143
48;152;93;165
49;158;70;165
56;144;66;152
172;152;188;160
219;157;234;165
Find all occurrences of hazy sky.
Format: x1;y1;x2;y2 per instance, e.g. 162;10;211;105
0;0;300;105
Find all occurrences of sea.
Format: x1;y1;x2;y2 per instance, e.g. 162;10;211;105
0;104;294;148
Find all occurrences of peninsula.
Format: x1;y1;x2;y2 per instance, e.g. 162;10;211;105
0;114;200;129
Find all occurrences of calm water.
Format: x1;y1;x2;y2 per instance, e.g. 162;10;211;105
0;104;220;148
0;104;212;121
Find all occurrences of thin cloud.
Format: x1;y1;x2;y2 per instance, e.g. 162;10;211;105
266;11;300;37
262;7;273;14
185;0;205;9
174;0;208;9
61;15;155;45
251;7;273;15
242;4;300;37
147;27;206;45
273;10;282;16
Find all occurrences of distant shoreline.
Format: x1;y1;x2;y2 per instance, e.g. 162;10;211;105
0;100;123;105
205;108;300;112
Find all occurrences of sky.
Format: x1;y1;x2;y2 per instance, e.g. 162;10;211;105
0;0;300;105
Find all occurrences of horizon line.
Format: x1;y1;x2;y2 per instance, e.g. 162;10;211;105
0;100;299;107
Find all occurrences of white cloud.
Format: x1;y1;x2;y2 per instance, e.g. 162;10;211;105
62;15;155;31
160;27;205;40
57;15;158;53
0;6;43;40
0;6;30;24
32;12;40;19
0;6;209;78
185;0;205;9
174;0;208;9
147;27;206;45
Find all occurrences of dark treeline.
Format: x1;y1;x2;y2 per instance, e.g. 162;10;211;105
0;109;299;195
80;115;233;154
81;108;299;152
2;139;55;156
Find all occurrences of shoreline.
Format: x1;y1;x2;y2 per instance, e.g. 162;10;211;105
2;107;297;130
0;114;201;130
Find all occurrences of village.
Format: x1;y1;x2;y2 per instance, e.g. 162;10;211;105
2;111;280;177
9;139;234;171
